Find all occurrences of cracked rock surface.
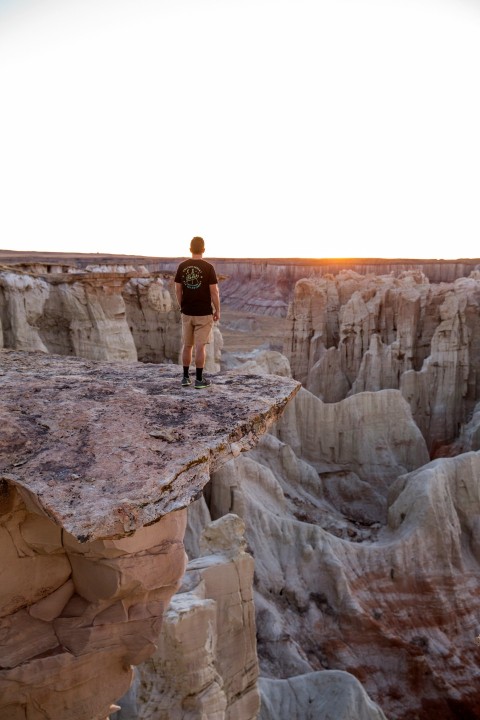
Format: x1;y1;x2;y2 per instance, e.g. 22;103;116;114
0;349;299;541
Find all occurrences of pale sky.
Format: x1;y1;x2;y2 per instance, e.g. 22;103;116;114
0;0;479;259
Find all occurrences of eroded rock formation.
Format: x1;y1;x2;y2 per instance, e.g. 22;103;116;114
141;257;480;316
285;270;480;452
121;275;180;364
444;400;480;457
0;267;138;361
133;514;259;720
0;349;299;720
259;671;387;720
0;265;222;373
4;252;480;719
271;388;429;515
222;349;292;378
203;388;480;719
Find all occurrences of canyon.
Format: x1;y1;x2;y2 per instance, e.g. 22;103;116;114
283;270;480;455
0;263;222;372
1;251;480;719
0;350;298;719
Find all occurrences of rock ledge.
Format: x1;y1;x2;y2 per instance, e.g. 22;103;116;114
0;350;300;541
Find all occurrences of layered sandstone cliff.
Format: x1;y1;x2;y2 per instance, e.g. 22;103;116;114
3;252;480;319
142;258;480;318
0;267;138;360
132;513;387;720
131;514;260;720
0;266;221;372
3;251;480;719
285;270;480;453
0;349;299;720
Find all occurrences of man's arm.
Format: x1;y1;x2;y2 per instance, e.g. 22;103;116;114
175;282;182;310
210;284;220;322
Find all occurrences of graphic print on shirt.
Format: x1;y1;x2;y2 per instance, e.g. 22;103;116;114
183;265;202;290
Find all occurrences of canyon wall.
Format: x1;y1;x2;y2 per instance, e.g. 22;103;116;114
130;511;387;720
2;252;480;318
0;266;221;372
147;257;480;284
0;349;299;720
0;268;137;360
3;252;480;719
144;258;480;317
204;390;480;720
133;514;260;720
170;322;480;719
284;270;480;453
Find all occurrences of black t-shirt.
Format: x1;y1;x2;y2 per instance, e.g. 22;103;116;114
174;259;218;316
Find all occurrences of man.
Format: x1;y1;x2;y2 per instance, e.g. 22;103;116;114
174;236;220;388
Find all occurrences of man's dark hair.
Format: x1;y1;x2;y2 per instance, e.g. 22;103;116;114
190;236;205;254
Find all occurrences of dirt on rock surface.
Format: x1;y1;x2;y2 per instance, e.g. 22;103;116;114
0;349;299;541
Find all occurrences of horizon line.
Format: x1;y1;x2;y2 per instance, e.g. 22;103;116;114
1;249;480;264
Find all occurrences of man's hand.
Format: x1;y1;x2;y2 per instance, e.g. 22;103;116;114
210;284;220;323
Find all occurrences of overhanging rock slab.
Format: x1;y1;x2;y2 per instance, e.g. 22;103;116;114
0;350;300;541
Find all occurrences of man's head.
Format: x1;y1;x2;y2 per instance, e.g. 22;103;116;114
190;236;205;255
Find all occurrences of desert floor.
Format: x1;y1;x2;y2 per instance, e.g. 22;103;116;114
219;308;287;354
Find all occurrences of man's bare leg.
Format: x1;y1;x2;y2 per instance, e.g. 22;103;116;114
182;344;193;367
195;343;206;370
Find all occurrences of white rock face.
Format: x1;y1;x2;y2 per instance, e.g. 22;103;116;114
399;290;470;453
207;427;480;719
205;324;224;374
259;671;387;720
0;272;50;352
0;267;225;372
272;387;429;509
446;400;480;456
133;514;260;720
223;349;292;377
285;271;480;452
122;276;180;363
0;269;137;361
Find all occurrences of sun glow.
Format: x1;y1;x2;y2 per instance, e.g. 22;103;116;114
0;0;479;260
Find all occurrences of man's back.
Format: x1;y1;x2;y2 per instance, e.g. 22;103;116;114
175;258;218;316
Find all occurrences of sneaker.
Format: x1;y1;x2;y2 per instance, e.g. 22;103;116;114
181;376;192;387
194;377;212;389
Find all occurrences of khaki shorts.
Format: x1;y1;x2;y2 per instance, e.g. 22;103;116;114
182;314;214;346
